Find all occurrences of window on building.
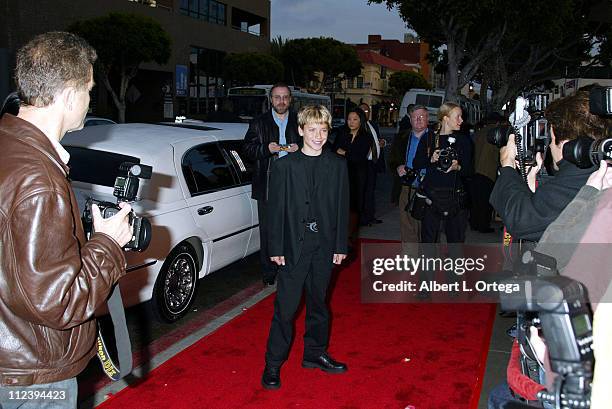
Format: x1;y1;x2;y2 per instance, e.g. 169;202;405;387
356;77;364;89
180;0;226;25
188;46;227;115
231;7;266;36
380;66;387;79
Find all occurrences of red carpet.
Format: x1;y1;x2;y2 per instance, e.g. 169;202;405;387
97;244;496;409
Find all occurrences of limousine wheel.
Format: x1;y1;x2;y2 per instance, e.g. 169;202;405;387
152;243;198;323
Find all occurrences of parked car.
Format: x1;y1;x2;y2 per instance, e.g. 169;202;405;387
331;117;346;128
84;115;117;127
61;122;259;322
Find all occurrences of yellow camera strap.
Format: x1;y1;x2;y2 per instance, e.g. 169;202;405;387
96;285;133;381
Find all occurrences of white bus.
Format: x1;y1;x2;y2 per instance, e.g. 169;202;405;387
398;88;481;128
227;85;331;121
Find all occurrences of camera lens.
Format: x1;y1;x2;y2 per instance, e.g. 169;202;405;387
486;125;512;147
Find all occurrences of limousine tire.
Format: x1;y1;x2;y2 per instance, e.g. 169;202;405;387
152;243;199;323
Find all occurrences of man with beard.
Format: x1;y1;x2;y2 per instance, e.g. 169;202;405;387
244;83;301;285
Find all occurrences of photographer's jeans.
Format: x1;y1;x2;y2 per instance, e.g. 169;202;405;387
0;377;77;409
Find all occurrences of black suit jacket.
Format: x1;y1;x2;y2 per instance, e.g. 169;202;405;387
266;149;349;272
367;120;386;172
243;110;301;201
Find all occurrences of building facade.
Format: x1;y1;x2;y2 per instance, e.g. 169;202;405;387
335;34;434;126
0;0;270;122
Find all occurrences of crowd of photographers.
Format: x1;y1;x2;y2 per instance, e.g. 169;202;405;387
390;87;612;408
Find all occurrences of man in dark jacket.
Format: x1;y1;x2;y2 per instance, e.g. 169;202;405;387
243;83;301;285
490;91;607;242
0;32;132;407
359;102;386;226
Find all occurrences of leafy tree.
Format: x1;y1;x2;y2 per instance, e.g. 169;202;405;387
369;0;504;102
388;71;431;97
370;0;610;112
280;38;362;92
270;35;285;61
69;12;171;123
223;53;284;86
478;0;605;112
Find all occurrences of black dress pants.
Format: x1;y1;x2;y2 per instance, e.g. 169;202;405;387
265;229;333;367
421;207;467;244
419;208;467;284
361;160;377;224
468;173;495;230
258;199;277;282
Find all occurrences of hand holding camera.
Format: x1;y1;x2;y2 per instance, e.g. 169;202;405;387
82;162;153;252
434;146;459;172
91;202;133;247
269;142;298;153
499;136;518;168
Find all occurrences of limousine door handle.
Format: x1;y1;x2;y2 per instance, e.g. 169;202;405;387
197;206;214;215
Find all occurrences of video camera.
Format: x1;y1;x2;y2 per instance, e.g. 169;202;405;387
82;162;153;252
500;251;593;409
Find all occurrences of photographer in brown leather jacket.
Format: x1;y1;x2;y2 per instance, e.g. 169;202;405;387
0;32;132;408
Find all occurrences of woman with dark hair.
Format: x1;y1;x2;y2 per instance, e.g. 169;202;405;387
334;107;372;248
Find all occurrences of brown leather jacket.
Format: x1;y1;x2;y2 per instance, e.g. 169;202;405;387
0;114;126;386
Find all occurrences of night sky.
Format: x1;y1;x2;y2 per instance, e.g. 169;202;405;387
270;0;410;44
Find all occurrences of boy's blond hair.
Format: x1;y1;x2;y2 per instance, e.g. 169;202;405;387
298;105;332;129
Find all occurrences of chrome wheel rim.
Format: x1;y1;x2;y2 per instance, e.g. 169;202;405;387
163;252;195;314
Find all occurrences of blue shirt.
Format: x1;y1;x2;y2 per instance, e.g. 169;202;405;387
272;110;289;158
406;129;428;187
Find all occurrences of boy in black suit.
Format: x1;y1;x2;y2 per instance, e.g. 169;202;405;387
261;105;350;390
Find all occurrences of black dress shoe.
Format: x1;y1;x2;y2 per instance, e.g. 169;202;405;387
262;276;276;286
302;353;347;373
261;365;281;389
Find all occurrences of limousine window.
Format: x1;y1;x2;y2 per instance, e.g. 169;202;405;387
65;146;140;187
220;140;253;184
182;143;238;195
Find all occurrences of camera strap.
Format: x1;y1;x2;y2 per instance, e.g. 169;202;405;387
96;285;133;381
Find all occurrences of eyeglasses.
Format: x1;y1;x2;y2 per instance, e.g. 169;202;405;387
271;95;291;101
412;115;427;121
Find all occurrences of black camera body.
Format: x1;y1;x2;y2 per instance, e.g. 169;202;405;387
500;252;593;409
487;111;550;166
400;166;419;186
82;162;153;252
437;146;458;172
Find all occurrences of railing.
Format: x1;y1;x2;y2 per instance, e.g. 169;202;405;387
127;0;173;12
231;25;261;36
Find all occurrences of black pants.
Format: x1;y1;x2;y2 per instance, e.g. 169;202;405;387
265;229;333;367
468;174;495;230
419;208;467;284
421;207;467;244
258;200;277;282
361;160;377;224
